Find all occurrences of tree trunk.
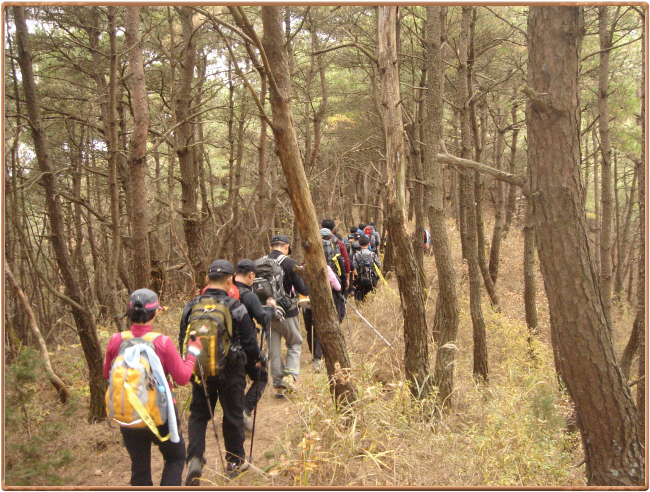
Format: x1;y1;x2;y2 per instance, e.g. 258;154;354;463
175;7;202;286
488;116;507;285
458;7;488;382
526;7;643;484
424;5;460;407
377;6;431;398
6;262;70;403
523;198;538;336
614;165;637;299
125;6;152;290
13;6;106;422
598;6;616;329
261;6;357;408
503;93;519;235
592;127;601;274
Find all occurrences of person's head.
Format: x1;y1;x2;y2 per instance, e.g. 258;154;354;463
321;219;336;234
235;259;257;286
270;234;292;255
369;221;376;228
206;259;234;290
358;223;366;231
349;226;357;235
127;288;163;324
359;235;370;249
320;228;332;241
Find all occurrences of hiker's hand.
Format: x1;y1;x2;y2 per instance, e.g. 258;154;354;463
256;352;267;368
266;297;277;308
187;332;202;356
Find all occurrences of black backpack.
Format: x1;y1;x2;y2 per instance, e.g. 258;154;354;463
253;255;287;304
183;295;233;378
323;238;344;281
356;252;377;287
346;233;362;258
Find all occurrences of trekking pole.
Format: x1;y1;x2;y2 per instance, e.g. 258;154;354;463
190;335;227;475
249;321;267;460
344;298;395;350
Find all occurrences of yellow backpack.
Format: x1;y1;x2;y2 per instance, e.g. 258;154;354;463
105;332;170;440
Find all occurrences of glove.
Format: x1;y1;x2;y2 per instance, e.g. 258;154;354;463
258;352;267;368
275;295;293;320
187;332;203;357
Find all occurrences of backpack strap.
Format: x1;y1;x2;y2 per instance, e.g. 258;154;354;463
275;254;287;265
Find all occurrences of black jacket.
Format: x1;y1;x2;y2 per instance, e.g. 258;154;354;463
235;280;274;329
178;288;261;363
268;249;309;318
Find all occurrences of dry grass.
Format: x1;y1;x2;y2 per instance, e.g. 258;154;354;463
6;217;640;487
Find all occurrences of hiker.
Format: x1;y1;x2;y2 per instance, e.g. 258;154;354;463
368;221;381;254
358;223;374;251
320;228;347;322
233;259;275;431
352;235;382;302
179;260;264;483
104;288;202;487
321;219;350;291
264;234;309;398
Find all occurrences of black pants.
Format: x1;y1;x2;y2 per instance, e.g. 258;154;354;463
186;362;247;466
121;419;185;486
243;358;268;414
354;282;375;302
302;309;322;361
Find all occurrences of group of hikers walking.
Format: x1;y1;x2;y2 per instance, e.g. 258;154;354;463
103;219;383;486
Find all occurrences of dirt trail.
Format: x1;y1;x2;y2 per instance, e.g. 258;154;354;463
78;329;322;487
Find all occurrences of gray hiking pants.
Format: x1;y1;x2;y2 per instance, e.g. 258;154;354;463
269;315;302;387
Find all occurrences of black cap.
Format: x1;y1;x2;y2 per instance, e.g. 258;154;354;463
236;259;257;274
208;259;234;277
129;288;163;312
270;234;292;254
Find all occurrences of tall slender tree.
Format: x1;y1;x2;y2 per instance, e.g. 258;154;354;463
526;6;643;484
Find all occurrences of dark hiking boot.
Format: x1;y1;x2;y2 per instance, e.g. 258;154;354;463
185;456;203;486
226;460;249;480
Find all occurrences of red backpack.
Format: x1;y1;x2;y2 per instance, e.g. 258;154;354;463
364;226;372;238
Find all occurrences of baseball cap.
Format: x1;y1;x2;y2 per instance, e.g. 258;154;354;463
129;288;163;312
270;234;292;254
236;259;257;274
208;259;235;277
320;228;332;238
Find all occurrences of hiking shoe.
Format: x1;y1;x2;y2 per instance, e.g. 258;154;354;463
185;456;203;486
313;359;323;373
226;460;249;480
274;387;285;399
243;410;253;432
283;375;297;393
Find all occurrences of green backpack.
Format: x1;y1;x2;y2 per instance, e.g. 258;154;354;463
184;295;233;378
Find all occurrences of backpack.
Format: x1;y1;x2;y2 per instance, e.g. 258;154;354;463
323;238;343;280
356;252;378;287
253;255;287;304
364;226;373;238
184;295;233;378
346;233;362;258
106;331;169;439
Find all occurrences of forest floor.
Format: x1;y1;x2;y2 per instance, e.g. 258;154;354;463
4;219;639;488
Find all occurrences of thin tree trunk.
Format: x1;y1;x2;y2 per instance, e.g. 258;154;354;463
523;198;538;336
175;7;201;286
598;6;617;329
526;7;643;484
106;8;123;332
13;6;106;422
377;6;431;398
6;262;70;403
425;5;460;407
488;116;507;285
125;6;151;289
614;165;637;299
593;127;601;275
261;6;357;408
503;91;519;235
459;7;488;382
